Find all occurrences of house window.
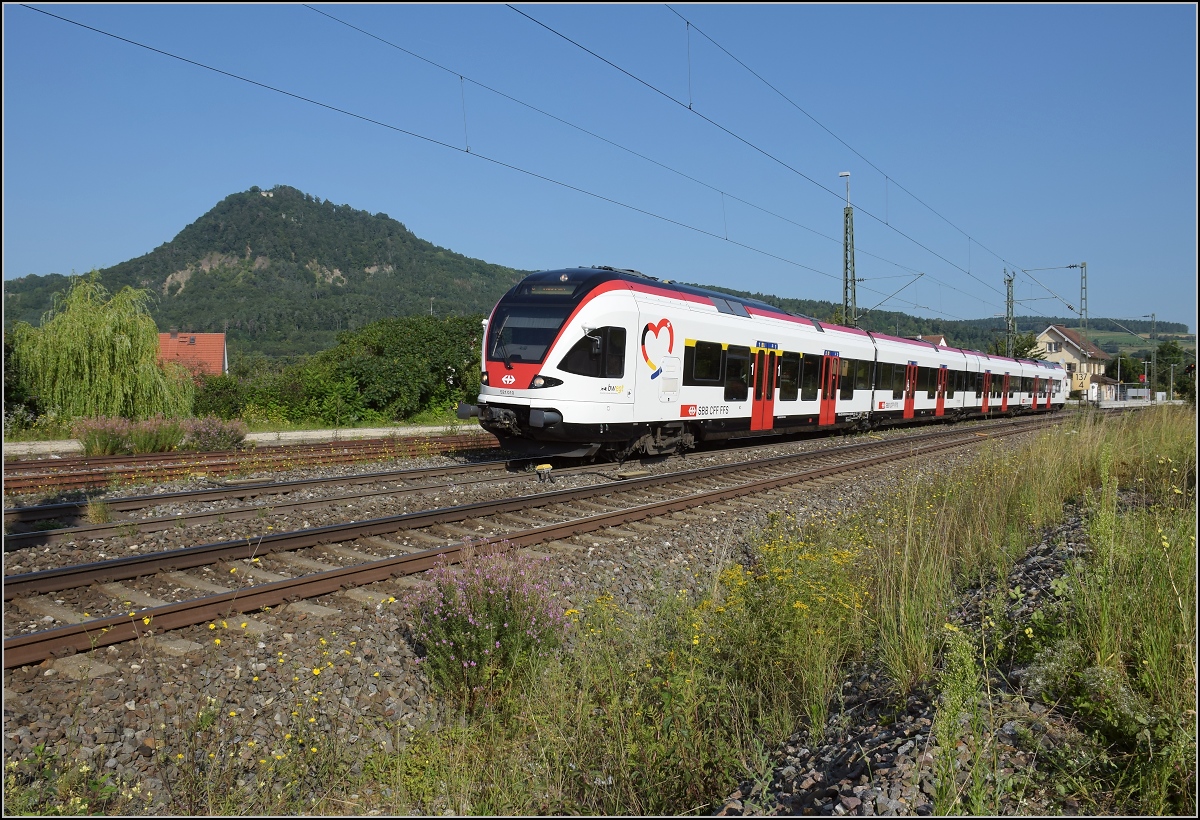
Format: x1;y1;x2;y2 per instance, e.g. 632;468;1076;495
1065;362;1076;374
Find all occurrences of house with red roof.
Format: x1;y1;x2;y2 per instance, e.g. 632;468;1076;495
157;330;227;377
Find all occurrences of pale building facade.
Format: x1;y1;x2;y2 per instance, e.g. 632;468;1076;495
1035;325;1111;394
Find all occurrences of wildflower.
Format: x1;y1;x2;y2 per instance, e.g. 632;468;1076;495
142;616;152;625
312;668;321;676
214;638;222;646
943;623;958;632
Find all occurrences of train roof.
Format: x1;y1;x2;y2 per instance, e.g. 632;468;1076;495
523;267;825;326
519;268;1061;370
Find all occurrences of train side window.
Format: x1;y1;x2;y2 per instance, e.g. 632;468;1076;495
778;352;800;402
975;372;984;398
892;363;906;400
558;326;625;378
684;341;723;385
800;353;821;402
856;359;872;391
605;327;626;377
724;345;750;402
839;358;855;400
946;369;956;399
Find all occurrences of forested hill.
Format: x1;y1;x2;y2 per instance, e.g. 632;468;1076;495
4;184;1186;358
3;185;529;357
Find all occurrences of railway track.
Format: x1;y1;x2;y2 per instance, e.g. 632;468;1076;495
1;432;498;495
3;415;1062;668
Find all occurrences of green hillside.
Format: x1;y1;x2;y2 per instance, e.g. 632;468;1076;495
4;184;1189;360
3;185;529;357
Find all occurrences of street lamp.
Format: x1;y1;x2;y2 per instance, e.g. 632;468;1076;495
839;171;850;206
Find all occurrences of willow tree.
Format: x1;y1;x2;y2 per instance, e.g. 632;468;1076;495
9;273;193;419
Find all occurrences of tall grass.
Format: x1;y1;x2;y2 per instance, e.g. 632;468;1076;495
5;407;1193;815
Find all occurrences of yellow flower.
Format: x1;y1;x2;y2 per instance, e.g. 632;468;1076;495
142;616;152;625
240;622;248;629
312;668;321;676
214;639;222;646
209;623;216;630
943;623;958;632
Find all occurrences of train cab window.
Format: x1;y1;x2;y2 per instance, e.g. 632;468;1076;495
778;352;800;402
856;359;872;391
558;326;626;378
800;353;821;402
724;345;750;402
837;358;852;400
684;341;723;385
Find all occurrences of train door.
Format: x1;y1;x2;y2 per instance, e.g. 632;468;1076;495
903;363;917;419
1000;373;1010;413
750;349;777;431
982;371;991;413
1031;376;1040;410
819;354;840;425
659;357;680;404
935;366;948;417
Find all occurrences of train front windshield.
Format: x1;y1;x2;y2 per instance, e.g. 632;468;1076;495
487;280;593;365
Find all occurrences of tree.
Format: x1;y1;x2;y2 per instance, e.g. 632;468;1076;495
8;273;193;420
986;331;1041;359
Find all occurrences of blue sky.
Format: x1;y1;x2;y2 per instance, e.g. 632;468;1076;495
4;3;1196;330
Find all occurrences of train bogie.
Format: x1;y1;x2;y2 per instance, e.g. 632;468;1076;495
459;268;1066;459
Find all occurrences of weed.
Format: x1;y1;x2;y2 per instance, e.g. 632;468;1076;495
85;500;112;524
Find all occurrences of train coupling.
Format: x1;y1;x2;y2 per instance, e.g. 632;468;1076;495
456;402;480;419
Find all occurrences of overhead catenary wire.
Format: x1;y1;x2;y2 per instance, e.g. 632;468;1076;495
509;4;1008;302
20;3;972;322
304;5;977;300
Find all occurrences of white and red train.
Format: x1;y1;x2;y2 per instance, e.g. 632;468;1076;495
459;267;1066;458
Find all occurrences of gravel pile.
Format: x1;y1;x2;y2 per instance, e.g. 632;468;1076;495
3;424;1058;814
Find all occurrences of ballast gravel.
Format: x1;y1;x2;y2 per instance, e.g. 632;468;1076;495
3;422;1068;815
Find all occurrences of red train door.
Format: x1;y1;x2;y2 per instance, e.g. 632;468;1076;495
751;349;777;431
982;372;991;413
1031;376;1040;410
1001;374;1010;413
935;366;948;416
819;354;840;425
903;363;917;419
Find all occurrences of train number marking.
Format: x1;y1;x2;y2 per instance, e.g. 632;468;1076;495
681;404;730;418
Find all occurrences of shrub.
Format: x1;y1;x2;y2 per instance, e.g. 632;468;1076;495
403;544;569;713
182;416;247;452
128;414;186;454
72;416;133;455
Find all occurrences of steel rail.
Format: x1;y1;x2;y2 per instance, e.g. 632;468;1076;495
1;416;1055;668
4;417;1056;602
2;433;497;494
4;458;520;528
4;460;625;549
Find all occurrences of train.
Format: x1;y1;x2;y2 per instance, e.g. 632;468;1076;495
457;266;1067;459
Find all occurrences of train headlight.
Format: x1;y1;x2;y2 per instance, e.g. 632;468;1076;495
481;371;489;385
529;375;563;389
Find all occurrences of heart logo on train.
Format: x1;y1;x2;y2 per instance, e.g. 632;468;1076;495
640;318;674;380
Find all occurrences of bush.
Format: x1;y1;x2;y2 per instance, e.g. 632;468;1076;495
72;416;133;455
128;414;185;454
182;416;247;452
403;545;569;713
